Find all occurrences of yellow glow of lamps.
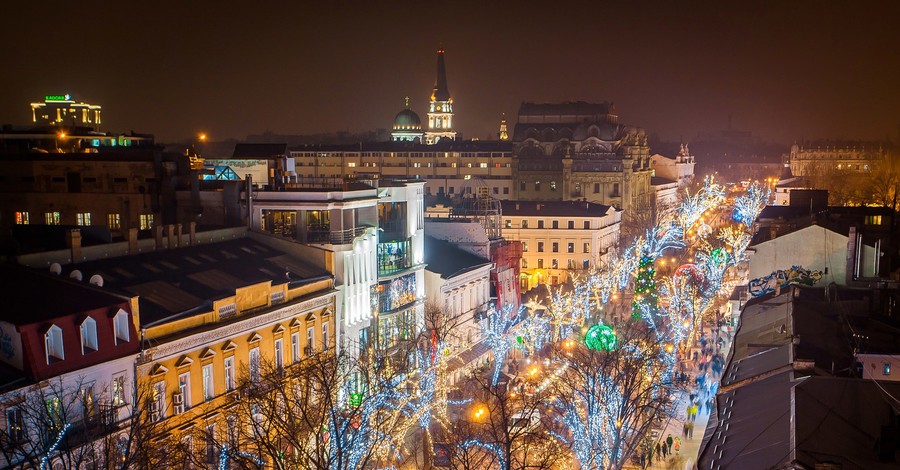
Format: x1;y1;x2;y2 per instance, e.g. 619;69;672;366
58;132;67;139
198;133;208;142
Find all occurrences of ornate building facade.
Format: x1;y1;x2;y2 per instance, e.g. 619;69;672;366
424;49;456;144
511;102;653;217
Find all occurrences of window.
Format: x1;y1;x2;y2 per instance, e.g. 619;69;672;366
249;347;261;383
152;381;166;421
594;183;600;193
15;211;29;225
112;373;127;406
449;186;455;194
568;220;574;229
552;220;558;229
521;220;528;228
866;215;883;225
205;424;217;464
538;220;544;229
322;322;330;349
107;213;121;230
520;181;526;191
583;259;590;270
202;364;214;401
82;385;96;422
884;362;892;376
552;242;559;253
503;187;509;194
80;317;98;354
480;163;488;168
45;211;61;225
291;333;301;363
114;310;130;344
613;183;620;196
176;372;191;412
534;181;541;191
537;259;544;269
584;243;590;253
551;259;559;269
522;242;528;252
522;258;528;269
274;339;284;371
550;181;557;191
6;408;24;443
307;327;315;353
45;324;64;363
224;356;235;391
505;220;512;228
568;243;575;253
139;214;154;230
568;259;577;270
76;212;91;226
537;242;544;252
584;221;590;229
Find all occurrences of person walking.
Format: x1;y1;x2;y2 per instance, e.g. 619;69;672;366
661;440;668;458
666;433;673;454
656;442;661;460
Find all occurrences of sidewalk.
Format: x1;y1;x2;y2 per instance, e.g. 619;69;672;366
642;328;734;470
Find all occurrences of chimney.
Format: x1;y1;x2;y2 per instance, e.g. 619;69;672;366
65;229;82;263
154;225;163;251
166;225;175;249
127;228;138;253
175;223;183;247
189;221;197;245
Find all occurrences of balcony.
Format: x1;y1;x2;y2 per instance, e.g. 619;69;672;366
379;219;407;242
307;226;369;244
378;239;414;276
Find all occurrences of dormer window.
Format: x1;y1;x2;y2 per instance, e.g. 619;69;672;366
80;317;98;354
113;309;130;344
45;324;64;364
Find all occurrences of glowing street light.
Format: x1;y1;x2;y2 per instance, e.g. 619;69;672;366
198;132;208;142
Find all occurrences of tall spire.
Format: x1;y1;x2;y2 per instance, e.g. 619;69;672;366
432;49;451;101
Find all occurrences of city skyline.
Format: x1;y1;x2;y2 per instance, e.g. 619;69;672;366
2;1;899;144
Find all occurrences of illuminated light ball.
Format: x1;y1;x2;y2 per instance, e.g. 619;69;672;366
584;324;617;351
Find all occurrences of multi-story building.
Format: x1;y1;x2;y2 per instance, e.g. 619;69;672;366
0;128;191;252
287;141;514;202
787;142;886;177
30;95;102;130
14;227;337;465
423;235;493;384
248;178;426;371
0;264;140;469
499;200;621;290
511;101;653;217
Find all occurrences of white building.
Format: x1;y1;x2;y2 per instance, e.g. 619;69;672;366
423;236;493;384
650;143;695;190
499;200;621;290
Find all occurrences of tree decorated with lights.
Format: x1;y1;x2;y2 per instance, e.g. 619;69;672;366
482;303;522;386
631;252;659;319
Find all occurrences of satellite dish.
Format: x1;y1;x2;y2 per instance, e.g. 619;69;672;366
69;270;83;281
89;274;104;287
49;263;62;275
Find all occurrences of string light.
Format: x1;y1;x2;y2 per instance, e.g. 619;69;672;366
39;423;71;470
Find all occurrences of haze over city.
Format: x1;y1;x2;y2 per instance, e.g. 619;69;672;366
2;0;899;143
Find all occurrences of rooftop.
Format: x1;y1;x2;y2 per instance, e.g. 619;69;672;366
232;143;287;158
499;200;617;218
66;237;330;325
424;236;492;279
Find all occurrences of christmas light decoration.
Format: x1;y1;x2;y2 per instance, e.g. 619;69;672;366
39;423;71;470
733;182;771;227
482;303;523;386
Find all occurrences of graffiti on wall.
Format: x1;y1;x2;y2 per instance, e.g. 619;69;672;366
748;265;823;297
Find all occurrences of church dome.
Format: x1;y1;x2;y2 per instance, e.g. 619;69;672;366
393;108;422;131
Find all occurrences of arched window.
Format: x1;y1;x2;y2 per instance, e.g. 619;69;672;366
113;309;130;344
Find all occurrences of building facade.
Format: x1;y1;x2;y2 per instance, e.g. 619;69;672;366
650;143;696;189
499;200;621;290
511;102;653;217
30;95;102;130
424;49;456;144
788;142;885;177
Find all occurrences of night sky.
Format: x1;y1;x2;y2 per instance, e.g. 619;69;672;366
3;1;898;144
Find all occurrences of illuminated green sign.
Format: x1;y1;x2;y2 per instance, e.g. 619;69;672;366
44;94;70;101
349;393;363;407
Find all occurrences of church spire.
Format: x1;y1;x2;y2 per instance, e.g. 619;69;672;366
432;49;451;101
498;113;509;141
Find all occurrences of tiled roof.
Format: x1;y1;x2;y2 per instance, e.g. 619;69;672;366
500;200;616;217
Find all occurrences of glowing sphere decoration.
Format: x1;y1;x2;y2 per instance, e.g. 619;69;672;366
584;324;617;351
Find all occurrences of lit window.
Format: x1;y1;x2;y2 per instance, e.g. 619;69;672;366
522;242;528;252
568;243;575;253
550;181;557;191
178;372;191;410
107;213;121;230
139;214;154;230
44;211;61;225
6;408;25;443
866;215;882;225
537;242;544;252
584;243;590;253
151;381;166;421
552;242;559;253
114;309;130;344
202;364;214;401
551;259;559;269
505;220;511;228
76;212;91;226
884;362;892;376
522;258;528;269
479;163;488;168
307;327;315;353
111;374;127;406
347;162;357;167
15;211;29;225
323;322;329;349
521;220;528;229
80;317;98;353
